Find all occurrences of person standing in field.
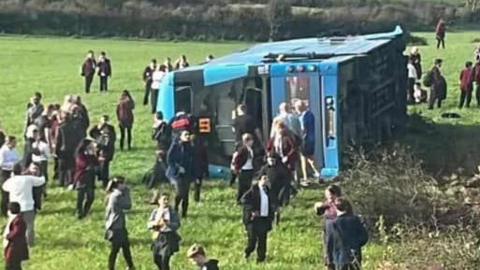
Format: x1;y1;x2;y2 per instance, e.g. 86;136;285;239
31;126;50;197
24;92;44;137
409;47;422;80
151;65;167;114
270;102;301;139
55;112;78;187
2;163;45;247
98;51;112;92
3;202;29;270
174;55;190;70
187;244;220;270
73;139;97;219
81;50;96;94
148;193;181;270
407;57;418;104
116;90;135;151
232;133;256;204
89;115;116;189
105;176;135;270
459;61;474;109
143;59;157;106
473;59;480;106
426;59;445;110
164;58;173;73
435;19;446;49
0;136;20;216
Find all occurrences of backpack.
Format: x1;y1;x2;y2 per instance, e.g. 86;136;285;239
423;70;434;87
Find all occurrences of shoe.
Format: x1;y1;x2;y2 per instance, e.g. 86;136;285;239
313;172;321;178
256;257;266;263
245;252;251;260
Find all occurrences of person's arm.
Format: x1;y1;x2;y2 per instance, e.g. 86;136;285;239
119;187;132;210
6;219;26;241
147;209;158;229
167;210;181;231
29;175;46;187
167;143;178;168
254;128;263;144
2;178;11;192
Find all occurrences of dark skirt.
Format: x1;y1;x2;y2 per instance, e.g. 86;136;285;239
105;228;129;245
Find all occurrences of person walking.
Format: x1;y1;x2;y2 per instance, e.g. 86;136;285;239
427;59;445;110
151;65;167;114
89;115;116;188
407;57;418;104
166;130;194;218
0;136;20;216
174;55;190;70
98;51;112;92
435;19;446;49
73;139;97;219
241;175;275;263
2;164;45;246
143;59;157;105
31;127;50;196
105;176;135;270
187;244;220;270
152;112;171;151
81;50;96;93
232;133;255;204
270;102;301;139
148;193;181;270
25;93;44;137
267;121;298;174
410;47;422;79
3;202;29;270
116;90;135;151
459;61;474;109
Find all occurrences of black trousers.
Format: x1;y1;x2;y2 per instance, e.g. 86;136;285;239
119;126;132;150
436;38;445;49
58;158;73;187
151;89;159;114
237;170;254;203
99;161;111;188
153;252;171;270
109;235;134;270
85;74;94;93
459;90;472;108
407;78;415;103
428;88;442;109
173;177;190;218
194;177;202;202
144;82;152;105
76;187;94;218
5;261;22;270
476;84;480;106
1;170;12;216
100;76;109;91
53;157;59;180
245;219;270;262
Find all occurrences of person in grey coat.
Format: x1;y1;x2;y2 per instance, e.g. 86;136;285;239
105;176;135;270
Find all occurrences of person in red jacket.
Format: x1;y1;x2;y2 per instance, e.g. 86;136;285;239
266;121;298;172
435;19;446;49
73;138;98;219
3;202;29;270
473;59;480;106
116;90;135;151
459;61;474;109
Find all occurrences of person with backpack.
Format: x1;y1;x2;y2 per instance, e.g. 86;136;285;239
459;61;474;109
424;59;445;110
328;198;368;270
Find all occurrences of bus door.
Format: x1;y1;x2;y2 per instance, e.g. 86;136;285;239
270;65;324;170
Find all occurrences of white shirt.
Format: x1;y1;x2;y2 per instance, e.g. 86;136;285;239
151;71;166;90
0;145;20;171
407;63;417;79
242;147;254;170
32;141;50;162
3;175;45;212
259;185;269;217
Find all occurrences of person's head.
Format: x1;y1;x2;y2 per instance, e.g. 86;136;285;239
166;57;172;63
414;82;422;89
74;95;82;105
26;124;39;140
87;50;94;58
159;64;167;72
294;99;304;113
335;197;353;215
236;104;247;115
266;152;280;166
157;193;170;208
12;163;22;176
434;58;443;68
106;176;127;193
101;51;106;57
408;57;413;64
466;61;473;69
258;175;270;188
32;92;42;105
179;130;191;143
7;202;21;216
279;102;290;114
187;244;208;266
181;55;187;62
275;121;287;136
121;90;131;99
6;136;16;149
410;46;419;55
100;115;109;125
325;184;342;203
242;133;254;147
76;138;95;156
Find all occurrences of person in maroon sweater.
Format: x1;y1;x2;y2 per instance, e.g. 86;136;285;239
81;50;96;94
116;90;135;151
435;19;446;49
73;138;98;219
459;61;474;109
4;202;29;270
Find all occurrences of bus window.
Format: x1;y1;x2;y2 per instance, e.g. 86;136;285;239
175;86;192;113
286;76;310;107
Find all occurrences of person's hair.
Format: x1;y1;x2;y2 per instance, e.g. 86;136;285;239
242;133;253;143
156;111;164;120
102;115;109;121
76;138;93;156
466;61;473;68
106;176;126;193
159;64;167;72
7;136;16;143
151;59;157;64
415;82;421;87
187;244;206;258
326;184;342;197
12;163;23;175
121;90;132;100
100;51;106;56
275;121;286;131
237;104;247;113
87;50;94;54
335;197;353;214
34;92;42;99
8;202;21;214
434;58;443;65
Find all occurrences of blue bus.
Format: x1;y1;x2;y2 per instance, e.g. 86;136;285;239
157;26;407;179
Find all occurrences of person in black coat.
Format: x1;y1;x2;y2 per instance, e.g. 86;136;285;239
89;115;116;189
98;51;112;92
187;244;220;270
241;175;275;263
143;59;157;105
55;112;81;187
81;50;96;94
166;130;195;218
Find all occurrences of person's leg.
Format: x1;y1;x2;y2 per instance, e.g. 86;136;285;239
229;171;237;186
143;83;151;105
300;154;308;182
41;161;48;196
119;125;125;151
77;188;86;218
436;38;440;49
1;170;10;216
22;210;35;246
127;127;132;150
83;187;95;216
408;78;415;103
307;156;320;177
161;255;171;270
428;88;435;109
105;77;109;91
466;90;472;108
180;179;190;218
237;170;252;203
459;91;466;108
194;177;202;202
108;241;121;270
151;89;158;114
58;159;65;186
256;229;268;262
437;97;442;108
100;161;110;188
121;237;135;268
173;181;182;213
441;38;445;49
53;157;59;180
244;225;257;259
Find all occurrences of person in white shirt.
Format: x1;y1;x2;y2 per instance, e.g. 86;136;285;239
150;64;167;114
270;102;301;139
0;136;20;216
31;129;50;197
2;163;45;246
407;57;418;104
241;175;274;263
232;134;255;204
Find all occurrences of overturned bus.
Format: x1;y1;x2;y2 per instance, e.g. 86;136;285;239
157;26;407;179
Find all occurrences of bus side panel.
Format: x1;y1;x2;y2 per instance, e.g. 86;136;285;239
320;63;340;178
157;72;175;120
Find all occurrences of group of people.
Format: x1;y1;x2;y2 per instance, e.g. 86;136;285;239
81;51;112;93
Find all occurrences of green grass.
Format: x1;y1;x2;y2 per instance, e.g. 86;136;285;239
0;31;478;269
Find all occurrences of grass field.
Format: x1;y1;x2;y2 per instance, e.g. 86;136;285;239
0;30;479;269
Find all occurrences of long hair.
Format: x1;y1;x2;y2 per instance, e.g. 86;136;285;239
75;138;93;157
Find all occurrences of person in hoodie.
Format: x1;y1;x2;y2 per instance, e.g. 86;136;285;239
187;244;219;270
